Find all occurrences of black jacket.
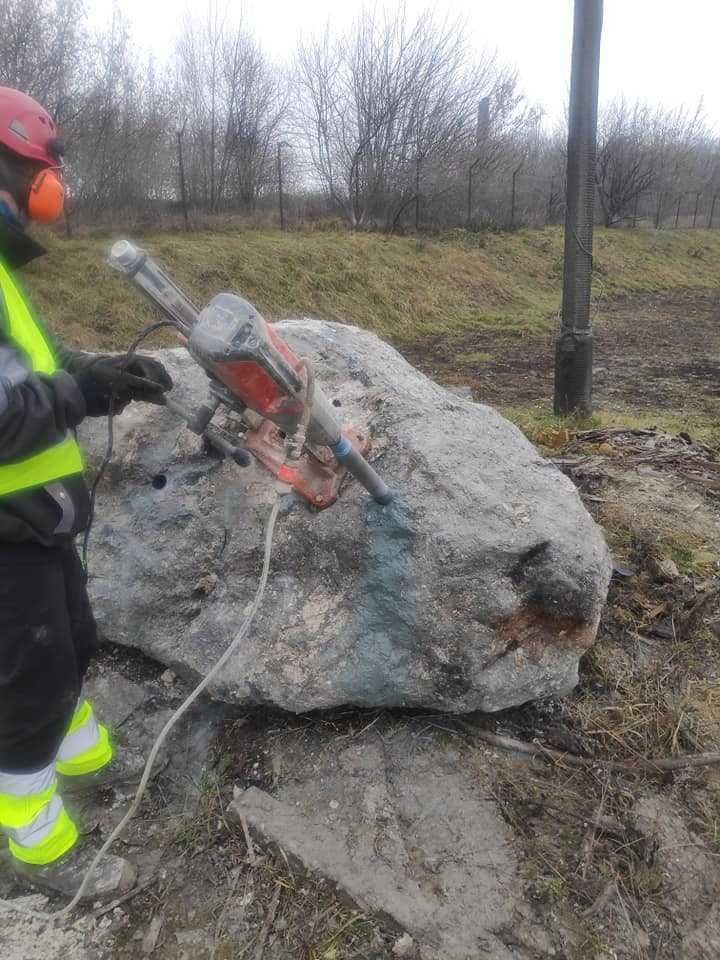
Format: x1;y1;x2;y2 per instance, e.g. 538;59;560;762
0;222;98;545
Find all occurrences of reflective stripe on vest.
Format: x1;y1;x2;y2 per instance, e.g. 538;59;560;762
0;259;84;495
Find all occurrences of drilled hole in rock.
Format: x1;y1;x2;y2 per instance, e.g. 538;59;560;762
333;399;342;407
152;474;167;490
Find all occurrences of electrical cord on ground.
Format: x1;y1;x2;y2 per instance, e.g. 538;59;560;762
0;496;282;922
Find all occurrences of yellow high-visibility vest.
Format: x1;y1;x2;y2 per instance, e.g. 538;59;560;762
0;259;83;497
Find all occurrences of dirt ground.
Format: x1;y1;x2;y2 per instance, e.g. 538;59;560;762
1;290;719;959
403;291;720;421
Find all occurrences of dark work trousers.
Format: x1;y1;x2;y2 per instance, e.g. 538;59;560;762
0;542;99;773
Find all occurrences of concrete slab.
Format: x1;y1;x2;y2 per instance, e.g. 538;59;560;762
84;671;150;729
229;725;549;959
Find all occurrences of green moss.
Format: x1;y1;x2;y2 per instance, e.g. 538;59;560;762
660;534;716;576
500;402;600;443
501;401;720;449
531;874;568;905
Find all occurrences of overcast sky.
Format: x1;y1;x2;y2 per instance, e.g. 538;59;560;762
88;0;718;131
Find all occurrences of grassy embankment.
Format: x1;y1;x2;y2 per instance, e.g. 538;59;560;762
21;225;720;440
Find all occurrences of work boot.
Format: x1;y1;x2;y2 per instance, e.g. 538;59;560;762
58;744;150;796
13;842;137;901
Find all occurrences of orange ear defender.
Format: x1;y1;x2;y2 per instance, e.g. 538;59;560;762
27;167;65;223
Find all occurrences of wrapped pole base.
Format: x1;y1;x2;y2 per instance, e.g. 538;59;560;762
553;331;593;415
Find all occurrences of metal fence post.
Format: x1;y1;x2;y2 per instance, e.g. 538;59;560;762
176;121;190;232
693;191;701;228
709;194;718;228
278;143;285;231
510;162;523;228
655;192;664;229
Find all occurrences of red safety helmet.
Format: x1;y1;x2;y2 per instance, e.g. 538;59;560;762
0;87;65;222
0;87;63;166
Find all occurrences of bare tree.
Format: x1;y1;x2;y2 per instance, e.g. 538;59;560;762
0;0;716;232
175;3;223;209
176;6;286;214
218;28;287;211
67;11;174;221
0;0;86;121
295;6;534;230
595;100;656;227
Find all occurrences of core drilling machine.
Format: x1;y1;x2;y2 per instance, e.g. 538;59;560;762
108;240;393;508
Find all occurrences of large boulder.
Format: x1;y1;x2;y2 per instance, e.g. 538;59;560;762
80;319;611;713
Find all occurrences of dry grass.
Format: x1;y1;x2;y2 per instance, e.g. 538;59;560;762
572;655;720;760
18;226;720;355
490;757;662;958
567;479;720;766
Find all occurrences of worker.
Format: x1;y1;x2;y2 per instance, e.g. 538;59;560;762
0;88;172;899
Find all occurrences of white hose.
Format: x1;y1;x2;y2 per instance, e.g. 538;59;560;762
0;498;281;922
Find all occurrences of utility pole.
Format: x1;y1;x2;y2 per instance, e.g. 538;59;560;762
476;97;490;145
467;158;481;228
553;0;603;416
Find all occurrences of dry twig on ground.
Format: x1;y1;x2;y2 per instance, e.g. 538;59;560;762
460;723;720;773
254;885;281;960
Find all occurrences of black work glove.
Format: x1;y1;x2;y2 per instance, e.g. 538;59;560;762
72;355;173;417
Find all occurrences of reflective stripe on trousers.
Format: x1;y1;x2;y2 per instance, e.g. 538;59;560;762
0;699;112;864
56;699;113;776
0;763;77;865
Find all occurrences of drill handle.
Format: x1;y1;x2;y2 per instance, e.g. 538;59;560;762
163;395;252;467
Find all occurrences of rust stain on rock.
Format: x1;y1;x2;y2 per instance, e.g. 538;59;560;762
495;605;597;664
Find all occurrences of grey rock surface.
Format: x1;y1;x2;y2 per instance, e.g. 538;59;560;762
228;725;553;959
0;894;93;960
83;672;149;729
80;319;611;712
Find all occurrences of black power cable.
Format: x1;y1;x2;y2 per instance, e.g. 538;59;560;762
81;319;179;571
